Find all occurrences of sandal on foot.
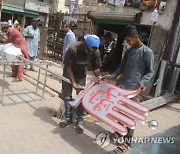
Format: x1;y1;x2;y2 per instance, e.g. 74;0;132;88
114;143;130;153
59;118;72;128
75;124;84;134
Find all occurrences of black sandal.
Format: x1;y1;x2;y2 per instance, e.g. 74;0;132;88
59;119;72;128
114;143;130;153
75;124;84;134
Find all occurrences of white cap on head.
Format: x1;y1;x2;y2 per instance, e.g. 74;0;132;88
8;20;12;26
1;22;10;28
14;20;19;25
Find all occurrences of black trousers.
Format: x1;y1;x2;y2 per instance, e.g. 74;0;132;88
124;128;134;147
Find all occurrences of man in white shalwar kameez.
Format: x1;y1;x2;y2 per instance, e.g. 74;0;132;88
23;18;40;71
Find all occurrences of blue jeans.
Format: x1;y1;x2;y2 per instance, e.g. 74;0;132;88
61;71;86;123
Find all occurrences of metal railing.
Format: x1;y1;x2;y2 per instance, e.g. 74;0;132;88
0;56;72;104
21;57;71;96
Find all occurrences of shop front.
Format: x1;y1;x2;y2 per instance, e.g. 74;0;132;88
1;5;39;29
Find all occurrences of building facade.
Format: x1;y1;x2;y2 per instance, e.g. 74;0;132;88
56;0;83;13
0;0;52;29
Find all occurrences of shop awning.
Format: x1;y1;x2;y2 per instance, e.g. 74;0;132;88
2;6;39;16
87;11;142;25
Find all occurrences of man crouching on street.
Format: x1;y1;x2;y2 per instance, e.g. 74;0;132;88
104;26;155;153
59;34;102;134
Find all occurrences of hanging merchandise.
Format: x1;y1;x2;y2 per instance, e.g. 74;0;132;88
107;0;125;6
125;0;142;8
64;16;78;28
115;0;126;6
140;0;156;10
65;0;78;6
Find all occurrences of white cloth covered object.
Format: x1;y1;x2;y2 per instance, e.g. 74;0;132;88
1;43;22;62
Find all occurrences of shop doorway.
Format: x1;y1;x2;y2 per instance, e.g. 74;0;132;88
13;13;23;25
98;24;151;72
1;12;12;22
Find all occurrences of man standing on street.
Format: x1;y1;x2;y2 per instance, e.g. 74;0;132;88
61;23;76;62
1;23;29;81
59;34;102;134
105;26;155;153
23;18;40;71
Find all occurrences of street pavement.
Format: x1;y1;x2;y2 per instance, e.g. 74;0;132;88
0;61;179;154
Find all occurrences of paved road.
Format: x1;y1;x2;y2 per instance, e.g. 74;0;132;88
0;61;179;154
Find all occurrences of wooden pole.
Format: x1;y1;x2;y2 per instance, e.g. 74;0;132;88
0;0;2;23
39;14;49;59
154;60;167;97
147;22;155;47
83;5;87;36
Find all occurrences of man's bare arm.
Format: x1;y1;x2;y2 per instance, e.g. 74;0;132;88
66;66;84;91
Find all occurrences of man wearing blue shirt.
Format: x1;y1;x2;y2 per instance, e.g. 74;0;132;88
62;23;76;62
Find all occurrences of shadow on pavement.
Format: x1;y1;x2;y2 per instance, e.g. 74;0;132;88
32;106;58;126
52;120;113;154
33;106;112;154
0;78;10;89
